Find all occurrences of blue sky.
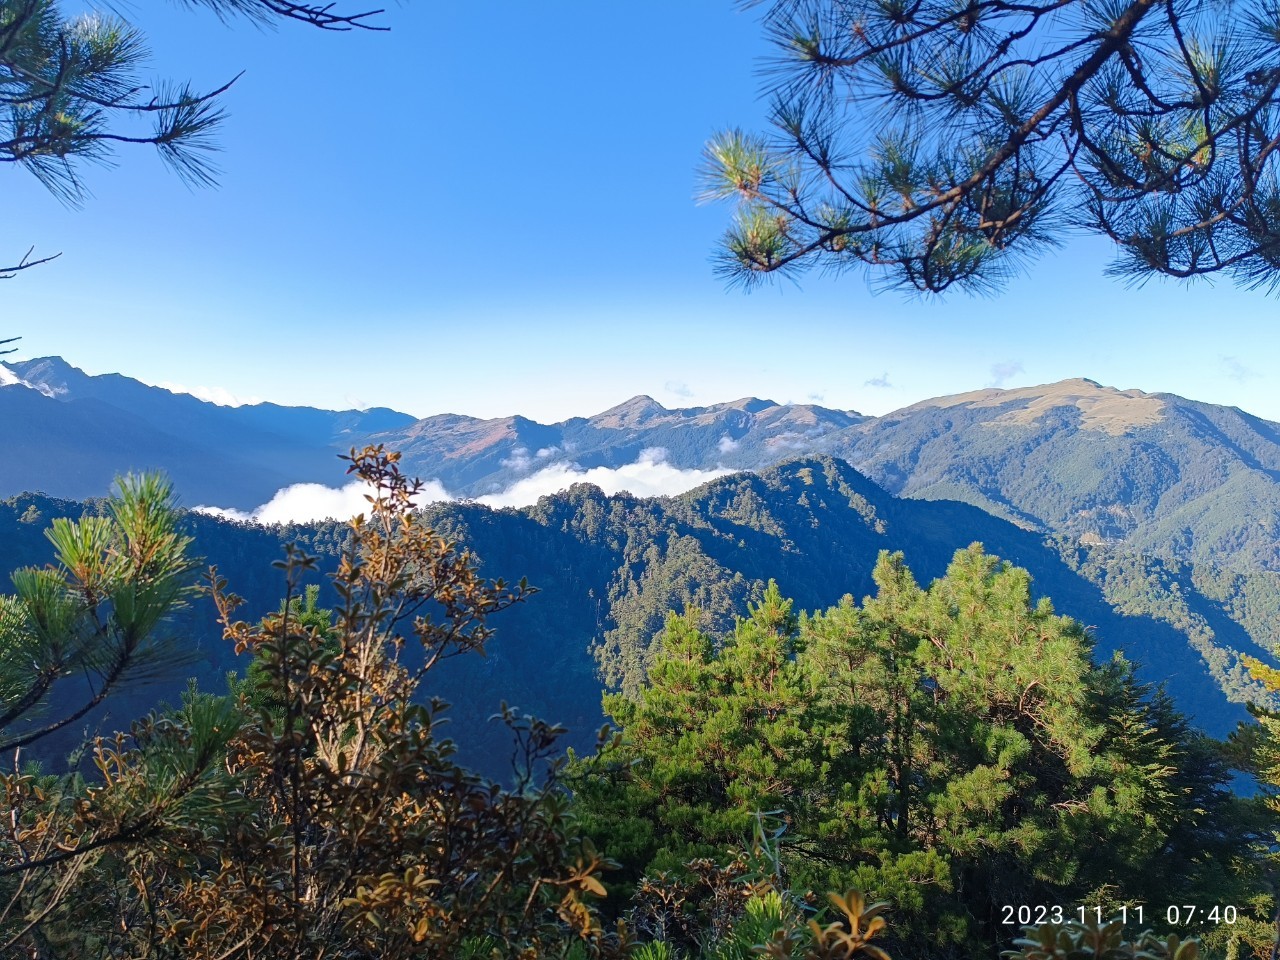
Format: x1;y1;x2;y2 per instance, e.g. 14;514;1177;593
4;1;1279;423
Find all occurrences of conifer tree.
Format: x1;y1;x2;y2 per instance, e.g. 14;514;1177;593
707;0;1280;294
579;546;1250;957
2;0;386;277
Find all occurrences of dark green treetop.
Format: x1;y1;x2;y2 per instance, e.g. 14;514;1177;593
576;545;1252;957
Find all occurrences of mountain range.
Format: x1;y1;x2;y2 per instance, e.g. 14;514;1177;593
0;356;414;507
4;356;1280;763
0;456;1257;779
8;359;1280;574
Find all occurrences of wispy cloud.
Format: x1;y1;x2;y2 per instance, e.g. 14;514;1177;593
718;434;740;453
988;361;1024;387
0;366;59;398
1220;355;1260;383
342;393;371;411
195;449;733;524
766;435;807;451
664;380;694;399
501;446;533;473
864;373;893;389
159;381;263;408
807;391;825;403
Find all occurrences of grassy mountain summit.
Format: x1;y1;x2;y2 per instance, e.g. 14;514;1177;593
5;359;1279;728
832;377;1280;570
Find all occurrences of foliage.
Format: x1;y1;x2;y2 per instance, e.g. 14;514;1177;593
1;0;384;277
617;815;898;960
709;0;1280;294
1003;917;1201;960
576;546;1253;958
0;472;198;754
1228;655;1280;960
0;448;628;959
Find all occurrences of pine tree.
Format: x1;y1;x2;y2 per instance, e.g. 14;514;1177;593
578;546;1250;958
2;0;386;277
706;0;1280;294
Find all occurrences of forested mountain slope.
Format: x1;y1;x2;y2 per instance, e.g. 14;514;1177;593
833;378;1280;567
1;458;1260;779
7;360;1280;729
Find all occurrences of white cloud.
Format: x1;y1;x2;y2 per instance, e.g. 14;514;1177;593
0;366;59;398
664;380;694;399
195;478;452;525
535;446;559;459
864;373;893;389
988;361;1024;388
158;381;263;408
718;434;740;453
477;447;731;508
766;432;808;451
194;449;734;524
501;446;533;473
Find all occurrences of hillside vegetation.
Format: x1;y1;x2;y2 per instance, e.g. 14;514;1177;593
1;456;1263;778
1;451;1274;959
5;362;1278;689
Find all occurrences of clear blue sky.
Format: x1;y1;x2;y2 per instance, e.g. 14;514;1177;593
5;2;1278;422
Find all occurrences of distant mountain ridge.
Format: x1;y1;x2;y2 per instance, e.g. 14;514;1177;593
0;356;415;508
371;393;865;495
8;358;1280;572
7;357;1280;678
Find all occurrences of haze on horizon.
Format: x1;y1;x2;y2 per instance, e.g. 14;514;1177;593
4;3;1277;423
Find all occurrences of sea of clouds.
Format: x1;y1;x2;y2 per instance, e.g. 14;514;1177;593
194;448;734;525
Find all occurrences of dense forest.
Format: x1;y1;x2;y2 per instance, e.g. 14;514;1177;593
0;453;1274;960
1;450;1280;958
0;455;1266;777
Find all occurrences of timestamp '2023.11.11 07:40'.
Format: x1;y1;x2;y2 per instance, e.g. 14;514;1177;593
1000;905;1240;926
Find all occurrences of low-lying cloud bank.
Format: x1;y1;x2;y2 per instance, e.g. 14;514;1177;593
157;381;264;408
194;448;734;525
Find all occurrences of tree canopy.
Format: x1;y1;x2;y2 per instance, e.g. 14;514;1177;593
705;0;1280;294
0;460;1273;958
574;548;1255;957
